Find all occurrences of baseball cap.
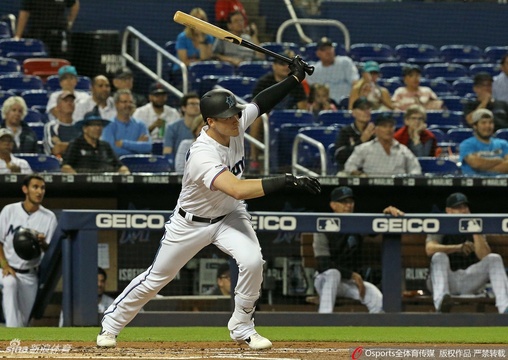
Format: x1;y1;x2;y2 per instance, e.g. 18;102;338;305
58;65;78;79
446;192;469;208
402;65;421;77
471;108;493;124
114;67;133;80
149;82;168;95
363;61;380;73
57;90;76;102
352;97;372;110
330;186;354;202
473;72;493;86
316;37;334;50
0;128;14;140
374;112;396;126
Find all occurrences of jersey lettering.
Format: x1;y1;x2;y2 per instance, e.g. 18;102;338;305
7;224;21;236
230;157;245;176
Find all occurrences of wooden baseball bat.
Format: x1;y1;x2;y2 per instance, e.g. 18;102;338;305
173;11;314;75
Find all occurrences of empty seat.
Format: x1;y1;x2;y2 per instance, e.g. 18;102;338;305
484;46;508;63
236;61;272;78
188;61;235;95
446;128;474;145
164;41;176;56
494;128;508;141
423;63;468;82
440;95;465;112
215;76;257;99
349;43;395;62
293;126;340;175
119;154;174;173
318;110;354;126
377;78;403;94
418;157;460;175
16;153;61;172
27;122;45;141
419;78;452;95
439;45;484;64
378;62;410;79
426;110;464;127
452;78;474;97
23;58;71;81
24;108;45;123
0;38;47;57
428;128;446;143
0;74;43;94
0;57;20;74
259;42;301;56
0;21;12;39
469;63;500;77
21;89;49;107
394;44;441;62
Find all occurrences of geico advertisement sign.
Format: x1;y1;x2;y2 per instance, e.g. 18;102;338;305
372;218;440;233
502;219;508;232
251;215;297;231
96;214;165;229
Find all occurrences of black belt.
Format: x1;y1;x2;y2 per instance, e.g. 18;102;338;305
11;267;37;274
178;208;226;224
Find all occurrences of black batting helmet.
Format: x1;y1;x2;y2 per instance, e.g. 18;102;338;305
13;227;41;261
200;89;245;122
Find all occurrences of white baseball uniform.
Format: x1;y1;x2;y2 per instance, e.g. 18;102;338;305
0;202;57;327
101;103;263;335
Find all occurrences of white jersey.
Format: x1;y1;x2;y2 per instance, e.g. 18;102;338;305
0;202;58;269
177;103;259;218
0;155;33;174
132;103;180;140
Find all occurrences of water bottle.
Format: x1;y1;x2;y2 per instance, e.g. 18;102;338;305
158;118;166;138
61;31;68;53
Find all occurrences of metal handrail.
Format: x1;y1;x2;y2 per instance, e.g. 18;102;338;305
292;133;327;177
276;18;351;52
282;0;313;44
121;26;187;98
1;14;16;36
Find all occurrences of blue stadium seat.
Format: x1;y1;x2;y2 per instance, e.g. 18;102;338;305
293;126;340;175
46;74;90;92
0;57;20;74
236;61;272;78
76;76;91;91
16;153;61;173
164;41;176;56
318;110;354;126
24;108;45;123
378;62;410;79
426;110;464;128
188;61;235;95
377;78;403;94
337;96;349;110
418;157;460;175
394;44;441;63
349;43;396;62
440;95;465;112
423;63;468;82
0;38;47;57
152;140;163;155
484;46;508;63
0;74;43;94
303;42;346;63
259;42;301;56
428;128;446;143
21;89;49;107
468;63;500;77
28;122;45;141
446;127;474;146
197;75;221;96
494;128;508;141
0;21;12;39
439;45;484;64
0;89;15;106
119;154;174;173
215;76;257;99
452;78;474;97
419;78;452;96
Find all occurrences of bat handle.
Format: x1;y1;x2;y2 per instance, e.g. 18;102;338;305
304;64;315;76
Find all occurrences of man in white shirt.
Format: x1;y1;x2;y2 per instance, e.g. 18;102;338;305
132;83;180;141
0;128;32;174
73;75;116;123
493;54;508;104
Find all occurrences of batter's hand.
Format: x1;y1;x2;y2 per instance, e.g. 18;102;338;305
285;174;321;194
289;55;308;82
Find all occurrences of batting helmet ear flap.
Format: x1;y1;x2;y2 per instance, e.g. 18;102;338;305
13;227;41;261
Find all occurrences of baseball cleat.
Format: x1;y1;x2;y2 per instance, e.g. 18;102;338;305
96;329;117;347
241;332;273;350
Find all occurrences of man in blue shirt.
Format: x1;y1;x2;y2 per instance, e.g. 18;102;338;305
459;108;508;176
101;89;152;157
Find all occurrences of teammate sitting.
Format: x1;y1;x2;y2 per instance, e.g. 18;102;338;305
97;55;321;350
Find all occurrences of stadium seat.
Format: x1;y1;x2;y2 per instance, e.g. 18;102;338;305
164;41;176;56
16;153;61;173
419;78;452;96
439;45;484;64
21;89;50;107
0;21;11;39
188;61;235;95
423;63;468;82
152;140;163;155
236;61;272;78
0;74;43;94
318;110;354;127
418;157;460;175
23;58;70;82
349;43;396;62
119;154;174;173
303;42;346;62
484;46;508;63
377;78;403;94
24;108;45;123
215;76;257;99
494;128;508;141
378;62;411;79
0;38;47;57
259;42;301;56
76;76;91;91
197;75;221;97
28;122;45;141
446;128;474;146
337;96;349;110
293;126;340;175
440;95;465;112
45;74;92;92
0;89;15;106
428;128;447;143
394;44;441;63
452;78;474;97
468;63;500;77
426;110;464;128
0;57;20;74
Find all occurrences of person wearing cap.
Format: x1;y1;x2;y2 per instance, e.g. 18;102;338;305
73;75;117;124
464;72;508;130
46;65;90;122
1;96;39;154
132;83;180;141
493;54;508;104
162;93;202;156
204;263;232;296
312;186;403;314
305;37;359;105
394;104;438;157
61;110;129;174
174;115;205;173
112;67;146;108
43;91;81;157
459;108;508;176
0;129;33;174
392;65;443;111
101;89;152;157
348;61;393;111
425;192;508;313
334;97;375;169
344;113;421;176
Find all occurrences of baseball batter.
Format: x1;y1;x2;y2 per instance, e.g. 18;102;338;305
0;174;58;327
98;55;321;349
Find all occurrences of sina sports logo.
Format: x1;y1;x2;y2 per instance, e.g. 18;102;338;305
225;95;235;108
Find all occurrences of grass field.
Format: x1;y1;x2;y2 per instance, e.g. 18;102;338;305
0;327;507;343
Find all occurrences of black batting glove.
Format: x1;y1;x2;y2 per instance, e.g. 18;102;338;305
288;55;308;82
285;173;321;195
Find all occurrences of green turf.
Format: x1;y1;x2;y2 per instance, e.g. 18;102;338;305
0;327;507;343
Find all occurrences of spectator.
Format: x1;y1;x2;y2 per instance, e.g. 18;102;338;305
132;83;180;142
334;97;375;169
464;72;508;130
216;0;248;29
46;65;90;122
425;192;508;313
1;96;38;153
97;267;114;315
344;113;422;176
43;91;81;157
213;10;263;67
163;93;201;156
14;0;79;58
493;54;508;104
174;115;205;173
205;263;231;296
175;8;213;69
459;109;508;176
312;186;403;313
73;75;116;123
394;104;438;157
0;128;32;174
112;67;147;108
349;61;393;111
392;65;443;111
0;174;58;327
101;89;152;157
61;110;130;174
306;37;359;105
308;83;337;119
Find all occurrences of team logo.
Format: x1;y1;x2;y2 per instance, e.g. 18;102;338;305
316;218;340;232
225;95;235;108
459;218;482;233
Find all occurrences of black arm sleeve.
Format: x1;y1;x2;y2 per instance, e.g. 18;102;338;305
252;75;299;115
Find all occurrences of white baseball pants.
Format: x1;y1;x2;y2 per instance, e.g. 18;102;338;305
0;272;38;327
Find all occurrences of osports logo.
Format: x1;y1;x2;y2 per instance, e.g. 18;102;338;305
372;218;440;233
251;216;297;231
96;214;165;229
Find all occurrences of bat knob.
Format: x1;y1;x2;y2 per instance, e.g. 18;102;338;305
304;64;315;76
